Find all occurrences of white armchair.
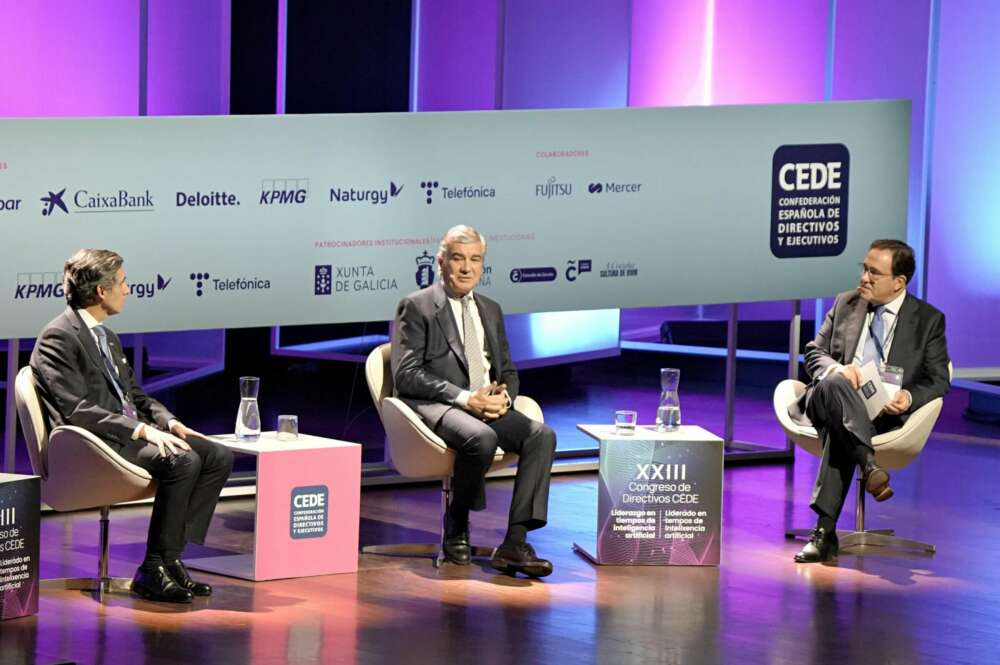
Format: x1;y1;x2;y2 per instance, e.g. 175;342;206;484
361;343;543;565
772;364;952;554
14;366;157;600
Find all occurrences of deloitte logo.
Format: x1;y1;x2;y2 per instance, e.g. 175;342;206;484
190;271;271;297
260;178;308;205
176;190;240;208
588;181;642;194
329;181;403;206
419;179;495;205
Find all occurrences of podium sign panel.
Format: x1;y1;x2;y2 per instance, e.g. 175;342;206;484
0;474;39;620
575;426;723;566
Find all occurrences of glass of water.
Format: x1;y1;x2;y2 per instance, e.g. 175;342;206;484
277;414;299;441
614;410;638;435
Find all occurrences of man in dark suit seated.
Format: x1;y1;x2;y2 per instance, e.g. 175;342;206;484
391;225;557;577
793;239;950;563
30;249;234;602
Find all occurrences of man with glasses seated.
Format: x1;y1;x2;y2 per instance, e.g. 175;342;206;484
30;249;234;602
791;239;950;563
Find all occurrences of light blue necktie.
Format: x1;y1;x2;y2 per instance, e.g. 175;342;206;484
93;325;138;420
862;305;887;366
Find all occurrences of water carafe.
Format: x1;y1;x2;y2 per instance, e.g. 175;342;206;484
235;376;261;441
656;368;681;432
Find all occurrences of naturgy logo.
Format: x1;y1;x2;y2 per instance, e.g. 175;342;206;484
329;181;403;205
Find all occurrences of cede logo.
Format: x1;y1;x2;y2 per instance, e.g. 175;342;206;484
315;265;332;295
419;179;494;205
176;191;240;207
190;271;271;297
290;485;328;539
414;251;435;289
770;143;850;258
260;178;308;205
330;181;403;206
14;272;63;300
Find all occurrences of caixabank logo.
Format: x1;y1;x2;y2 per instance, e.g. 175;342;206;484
190;271;270;297
419;179;495;205
41;186;155;216
260;178;308;205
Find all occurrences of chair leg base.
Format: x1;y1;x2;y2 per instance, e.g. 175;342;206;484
839;531;935;554
363;543;498;568
41;577;134;601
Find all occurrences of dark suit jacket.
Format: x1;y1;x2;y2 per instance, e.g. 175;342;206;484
803;289;950;424
391;282;519;429
30;307;175;448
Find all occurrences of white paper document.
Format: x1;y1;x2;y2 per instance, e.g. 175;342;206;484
856;361;890;420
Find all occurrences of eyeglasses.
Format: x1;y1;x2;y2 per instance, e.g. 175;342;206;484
858;263;892;280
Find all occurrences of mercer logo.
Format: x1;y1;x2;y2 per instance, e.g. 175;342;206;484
635;463;686;481
329;181;403;206
260;178;308;205
14;272;64;300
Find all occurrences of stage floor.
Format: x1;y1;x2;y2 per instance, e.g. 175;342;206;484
4;404;999;665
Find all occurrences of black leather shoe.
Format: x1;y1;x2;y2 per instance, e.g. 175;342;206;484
863;463;893;502
490;541;553;578
166;559;213;596
794;527;839;563
442;531;472;565
131;565;194;603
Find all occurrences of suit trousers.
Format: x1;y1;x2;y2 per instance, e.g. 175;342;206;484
117;434;234;559
806;374;896;520
435;407;556;530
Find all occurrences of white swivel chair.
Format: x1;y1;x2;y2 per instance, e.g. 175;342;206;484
773;364;952;554
361;343;544;565
14;366;158;600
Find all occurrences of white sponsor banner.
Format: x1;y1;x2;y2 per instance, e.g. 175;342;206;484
0;102;909;338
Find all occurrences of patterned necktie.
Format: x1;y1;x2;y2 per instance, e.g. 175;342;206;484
461;297;485;391
93;325;138;419
862;305;887;366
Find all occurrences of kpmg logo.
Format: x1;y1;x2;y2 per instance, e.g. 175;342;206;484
14;272;64;300
536;177;572;199
176;190;240;207
510;267;557;284
131;274;172;299
315;265;332;295
190;271;270;297
588;181;642;194
330;181;403;206
41;188;68;216
414;251;435;289
565;259;592;282
419;179;495;205
1;195;21;212
260;178;308;205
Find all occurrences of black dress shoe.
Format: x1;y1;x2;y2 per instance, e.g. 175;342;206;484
490;541;553;578
794;527;839;563
131;565;194;603
166;559;213;596
863;463;893;502
442;531;472;565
